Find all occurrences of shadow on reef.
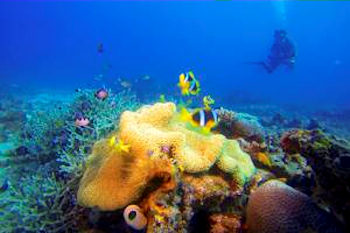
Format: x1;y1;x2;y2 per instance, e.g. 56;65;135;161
188;210;211;233
0;89;349;233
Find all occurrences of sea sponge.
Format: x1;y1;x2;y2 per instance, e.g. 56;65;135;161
78;102;255;211
246;180;344;233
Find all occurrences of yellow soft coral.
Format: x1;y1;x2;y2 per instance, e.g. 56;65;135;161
217;140;256;185
172;124;225;173
119;103;226;173
77;102;255;211
77;139;153;210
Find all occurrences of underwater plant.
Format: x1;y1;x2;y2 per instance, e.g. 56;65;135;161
0;171;85;233
56;89;139;179
0;89;139;233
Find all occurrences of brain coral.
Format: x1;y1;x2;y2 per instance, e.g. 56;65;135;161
78;102;255;211
246;180;344;233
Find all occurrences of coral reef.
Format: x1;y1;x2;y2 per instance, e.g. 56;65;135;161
143;174;247;233
280;129;350;229
78;102;256;231
2;88;349;233
246;180;344;233
0;110;26;132
0;170;86;232
0;94;27;154
216;108;265;143
307;118;322;130
0;89;139;232
209;213;242;233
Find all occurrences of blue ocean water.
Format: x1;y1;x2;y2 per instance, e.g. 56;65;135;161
1;0;349;108
1;1;350;233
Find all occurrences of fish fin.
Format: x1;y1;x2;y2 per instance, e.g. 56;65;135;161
178;73;186;84
196;81;201;95
189;81;200;95
179;107;192;123
182;88;190;96
199;120;216;135
178;73;190;95
206;120;217;130
200;126;211;135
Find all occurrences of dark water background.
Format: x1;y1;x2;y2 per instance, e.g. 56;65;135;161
0;1;349;108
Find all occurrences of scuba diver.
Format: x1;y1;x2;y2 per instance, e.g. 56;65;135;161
252;30;296;73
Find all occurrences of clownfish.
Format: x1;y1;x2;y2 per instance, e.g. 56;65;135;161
178;71;200;96
180;107;219;134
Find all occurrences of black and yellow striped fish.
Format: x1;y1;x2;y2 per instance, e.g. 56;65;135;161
180;107;219;134
178;71;200;96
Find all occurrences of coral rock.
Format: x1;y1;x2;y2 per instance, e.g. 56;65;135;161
283;129;350;229
216;108;265;143
246;180;344;233
209;213;242;233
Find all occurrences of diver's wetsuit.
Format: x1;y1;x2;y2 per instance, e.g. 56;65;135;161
262;30;295;73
